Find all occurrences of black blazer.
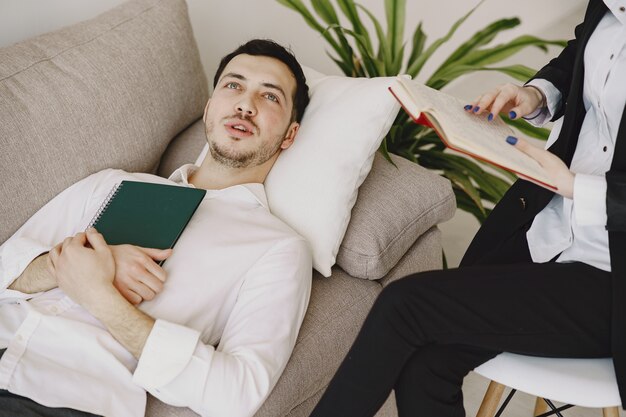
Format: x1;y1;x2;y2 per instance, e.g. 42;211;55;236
461;0;626;407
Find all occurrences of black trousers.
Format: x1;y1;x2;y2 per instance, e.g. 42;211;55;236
309;258;612;417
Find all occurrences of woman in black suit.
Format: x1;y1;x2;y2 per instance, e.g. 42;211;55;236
310;1;626;415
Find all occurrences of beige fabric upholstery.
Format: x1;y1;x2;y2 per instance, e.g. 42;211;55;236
380;226;444;287
158;119;206;177
337;153;454;280
0;0;208;243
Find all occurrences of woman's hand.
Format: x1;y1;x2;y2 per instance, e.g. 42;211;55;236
506;136;574;199
464;83;545;121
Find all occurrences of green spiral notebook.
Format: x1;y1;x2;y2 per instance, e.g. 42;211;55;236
87;180;206;249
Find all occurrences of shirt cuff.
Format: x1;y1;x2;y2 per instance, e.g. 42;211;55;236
573;174;607;226
132;319;201;390
523;79;562;126
0;237;51;299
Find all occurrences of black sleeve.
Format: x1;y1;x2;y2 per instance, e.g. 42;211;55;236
528;0;599;120
607;171;626;232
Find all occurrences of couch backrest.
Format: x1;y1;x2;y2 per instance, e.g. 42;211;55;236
0;0;208;243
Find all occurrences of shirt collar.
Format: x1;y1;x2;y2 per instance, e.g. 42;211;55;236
604;0;626;25
168;164;269;209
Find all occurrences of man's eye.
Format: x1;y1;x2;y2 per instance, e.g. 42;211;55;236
225;82;239;89
265;93;278;102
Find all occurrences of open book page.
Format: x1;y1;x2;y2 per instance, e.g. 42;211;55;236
390;76;555;189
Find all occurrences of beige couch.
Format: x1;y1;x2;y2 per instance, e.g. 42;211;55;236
0;0;456;415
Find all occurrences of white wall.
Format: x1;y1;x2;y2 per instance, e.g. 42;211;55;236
0;0;588;266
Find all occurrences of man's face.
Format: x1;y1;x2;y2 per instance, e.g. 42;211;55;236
204;54;299;169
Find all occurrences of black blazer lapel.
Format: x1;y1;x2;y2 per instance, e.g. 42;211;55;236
548;0;607;165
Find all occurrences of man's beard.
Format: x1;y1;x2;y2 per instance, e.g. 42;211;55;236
205;118;286;169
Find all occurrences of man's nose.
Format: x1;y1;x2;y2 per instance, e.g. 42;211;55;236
236;96;256;117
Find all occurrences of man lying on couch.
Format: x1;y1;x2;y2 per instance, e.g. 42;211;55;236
0;39;311;417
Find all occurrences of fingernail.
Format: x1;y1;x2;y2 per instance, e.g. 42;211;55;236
506;136;518;145
487;113;493;122
464;104;472;111
509;111;517;119
473;106;480;113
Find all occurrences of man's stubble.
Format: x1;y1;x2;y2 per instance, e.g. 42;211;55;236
205;118;287;169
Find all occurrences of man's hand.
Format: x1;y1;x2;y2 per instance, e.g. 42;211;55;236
49;228;155;358
49;228;117;310
47;240;171;305
110;245;171;305
506;136;575;199
465;83;545;121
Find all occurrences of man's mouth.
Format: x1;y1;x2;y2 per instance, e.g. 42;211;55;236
224;118;255;138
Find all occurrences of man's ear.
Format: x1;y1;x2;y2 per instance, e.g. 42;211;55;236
202;100;211;123
280;122;300;150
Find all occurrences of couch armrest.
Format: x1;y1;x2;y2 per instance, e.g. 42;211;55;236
336;153;456;280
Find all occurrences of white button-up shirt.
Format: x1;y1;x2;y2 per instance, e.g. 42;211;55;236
0;165;312;417
526;3;626;272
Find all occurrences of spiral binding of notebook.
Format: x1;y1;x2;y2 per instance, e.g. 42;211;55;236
86;182;123;230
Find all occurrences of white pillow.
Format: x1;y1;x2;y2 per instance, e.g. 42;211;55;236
196;67;400;276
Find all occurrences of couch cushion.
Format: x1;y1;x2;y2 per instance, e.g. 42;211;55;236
0;0;208;244
157;118;206;178
337;152;455;280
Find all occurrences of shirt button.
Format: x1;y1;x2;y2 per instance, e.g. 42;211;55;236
16;335;23;342
610;54;614;60
621;6;625;12
50;306;58;313
603;146;608;152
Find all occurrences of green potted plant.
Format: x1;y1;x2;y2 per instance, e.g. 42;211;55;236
277;0;566;223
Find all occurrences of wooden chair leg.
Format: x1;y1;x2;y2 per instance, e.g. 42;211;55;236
533;397;548;416
602;407;619;417
476;381;506;417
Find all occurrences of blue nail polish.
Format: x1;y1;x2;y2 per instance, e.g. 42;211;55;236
487;113;493;121
509;111;517;119
506;136;518;145
464;105;472;111
473;106;480;113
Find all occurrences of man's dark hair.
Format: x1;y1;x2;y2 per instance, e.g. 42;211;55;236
213;39;309;123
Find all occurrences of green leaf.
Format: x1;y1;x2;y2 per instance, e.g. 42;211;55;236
277;0;354;71
336;0;374;51
438;17;520;71
311;0;340;25
406;0;485;77
455;190;489;223
427;64;538;90
445;169;485;215
385;0;406;64
456;35;567;67
406;22;426;69
357;4;390;67
328;24;381;77
503;117;552;140
328;52;355;76
312;0;357;67
378;137;397;166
